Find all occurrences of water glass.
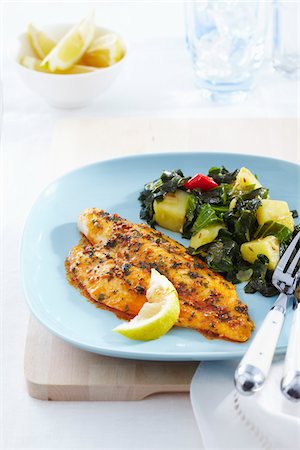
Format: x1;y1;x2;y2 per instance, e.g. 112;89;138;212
273;0;300;79
185;0;270;102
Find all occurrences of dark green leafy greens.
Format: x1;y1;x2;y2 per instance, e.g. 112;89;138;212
198;184;232;206
254;221;292;243
139;166;299;297
244;255;278;297
182;194;199;239
191;204;222;235
222;190;267;245
190;227;251;283
208;166;239;184
202;238;247;283
182;186;232;238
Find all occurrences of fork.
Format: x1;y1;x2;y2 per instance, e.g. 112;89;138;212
281;282;300;401
234;231;300;396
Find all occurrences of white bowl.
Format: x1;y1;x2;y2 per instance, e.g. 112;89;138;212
14;25;127;109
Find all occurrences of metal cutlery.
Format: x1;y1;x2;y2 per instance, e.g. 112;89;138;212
234;231;300;396
281;283;300;401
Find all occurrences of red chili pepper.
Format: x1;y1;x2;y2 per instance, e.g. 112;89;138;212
184;173;218;191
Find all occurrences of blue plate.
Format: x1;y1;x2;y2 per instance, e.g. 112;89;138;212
21;153;300;361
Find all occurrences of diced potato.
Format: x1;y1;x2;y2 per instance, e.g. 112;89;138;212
190;224;224;249
234;167;262;191
257;199;294;232
240;236;280;270
153;190;190;232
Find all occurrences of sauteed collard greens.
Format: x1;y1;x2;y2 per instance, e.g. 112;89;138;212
139;166;299;297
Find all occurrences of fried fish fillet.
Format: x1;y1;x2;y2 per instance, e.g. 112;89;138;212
67;208;254;342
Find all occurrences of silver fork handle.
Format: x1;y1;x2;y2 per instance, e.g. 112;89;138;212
281;303;300;401
235;293;287;395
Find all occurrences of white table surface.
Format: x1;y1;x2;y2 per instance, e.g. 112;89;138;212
1;2;299;449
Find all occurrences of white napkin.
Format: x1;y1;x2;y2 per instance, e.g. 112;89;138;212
190;359;300;450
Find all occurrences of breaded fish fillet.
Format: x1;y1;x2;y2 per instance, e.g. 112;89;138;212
67;208;254;342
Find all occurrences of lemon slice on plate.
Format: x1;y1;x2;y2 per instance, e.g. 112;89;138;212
42;12;95;71
82;33;124;68
27;24;56;59
113;269;180;341
20;56;96;74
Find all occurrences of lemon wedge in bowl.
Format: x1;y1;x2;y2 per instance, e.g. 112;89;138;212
82;32;124;68
41;12;95;71
27;24;56;58
20;56;96;74
113;269;180;341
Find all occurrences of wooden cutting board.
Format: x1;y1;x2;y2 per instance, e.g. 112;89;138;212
24;117;298;401
25;317;198;401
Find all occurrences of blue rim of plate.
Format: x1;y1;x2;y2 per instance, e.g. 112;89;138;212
21;152;300;361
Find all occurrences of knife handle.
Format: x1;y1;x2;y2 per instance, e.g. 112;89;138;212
281;304;300;401
234;303;286;395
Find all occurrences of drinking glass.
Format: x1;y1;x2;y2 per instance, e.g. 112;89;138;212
185;0;270;102
273;0;300;79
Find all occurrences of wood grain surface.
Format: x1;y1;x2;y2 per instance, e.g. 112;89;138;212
25;317;198;401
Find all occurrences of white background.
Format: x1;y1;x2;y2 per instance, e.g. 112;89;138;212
1;1;299;450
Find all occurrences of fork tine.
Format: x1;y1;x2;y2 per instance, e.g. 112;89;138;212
286;247;300;275
275;231;300;273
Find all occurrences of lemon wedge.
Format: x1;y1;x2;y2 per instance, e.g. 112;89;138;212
82;33;124;68
113;269;180;341
20;56;96;74
27;24;56;59
42;12;95;71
